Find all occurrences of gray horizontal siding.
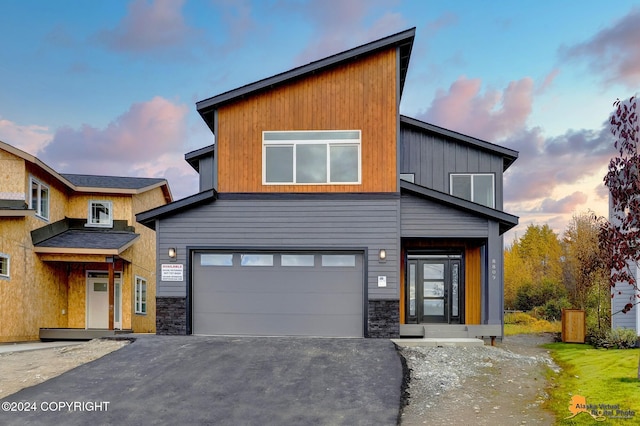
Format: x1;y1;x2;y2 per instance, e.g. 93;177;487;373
612;280;638;332
156;198;400;299
400;128;505;209
400;193;489;238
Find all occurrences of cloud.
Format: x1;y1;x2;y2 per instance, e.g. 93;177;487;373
417;76;534;141
562;7;640;89
212;0;258;52
96;0;193;53
288;0;406;65
504;125;614;203
0;118;52;155
41;96;190;180
539;192;588;213
537;68;560;94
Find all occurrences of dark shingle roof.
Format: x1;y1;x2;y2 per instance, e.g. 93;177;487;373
33;229;139;250
60;174;166;190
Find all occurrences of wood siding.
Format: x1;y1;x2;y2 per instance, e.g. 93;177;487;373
216;48;398;193
156;196;400;299
400;127;506;209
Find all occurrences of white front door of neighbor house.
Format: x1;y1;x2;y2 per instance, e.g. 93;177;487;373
86;272;122;329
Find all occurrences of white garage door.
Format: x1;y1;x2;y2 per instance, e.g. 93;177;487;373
192;251;364;337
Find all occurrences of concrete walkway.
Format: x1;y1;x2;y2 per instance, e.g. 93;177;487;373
0;341;84;354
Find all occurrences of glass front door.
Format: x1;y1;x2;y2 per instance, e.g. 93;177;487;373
406;256;463;324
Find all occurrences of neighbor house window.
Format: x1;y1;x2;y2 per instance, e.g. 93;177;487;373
88;200;113;227
263;130;361;184
450;174;495;208
135;276;147;314
29;176;49;220
0;253;9;279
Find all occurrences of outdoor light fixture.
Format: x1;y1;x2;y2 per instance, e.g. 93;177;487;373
168;247;177;259
378;249;387;261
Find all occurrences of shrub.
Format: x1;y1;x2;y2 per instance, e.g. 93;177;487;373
515;279;567;311
538;298;572;321
504;311;536;325
590;327;639;349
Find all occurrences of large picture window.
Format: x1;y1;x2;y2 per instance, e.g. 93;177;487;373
450;174;495;208
29;176;49;220
263;130;361;184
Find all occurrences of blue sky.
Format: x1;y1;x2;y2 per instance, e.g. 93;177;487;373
1;0;639;242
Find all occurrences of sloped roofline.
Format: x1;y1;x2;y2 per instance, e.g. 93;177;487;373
185;144;215;172
137;188;218;230
400;180;519;235
400;115;519;171
196;27;416;132
0;140;172;201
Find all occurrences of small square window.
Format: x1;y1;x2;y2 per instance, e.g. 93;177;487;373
0;254;10;279
450;174;495;208
201;254;233;266
321;255;356;267
88;200;113;227
281;254;315;267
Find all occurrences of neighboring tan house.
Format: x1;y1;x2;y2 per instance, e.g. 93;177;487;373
0;140;172;342
137;28;519;339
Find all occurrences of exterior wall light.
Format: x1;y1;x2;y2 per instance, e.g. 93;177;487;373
378;249;387;261
168;247;177;260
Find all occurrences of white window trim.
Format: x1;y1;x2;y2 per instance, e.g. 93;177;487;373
450;173;495;208
29;176;50;220
0;253;10;279
87;200;113;228
135;276;147;315
262;130;362;185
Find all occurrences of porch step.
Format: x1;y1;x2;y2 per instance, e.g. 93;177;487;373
392;337;485;347
423;324;468;338
39;328;133;341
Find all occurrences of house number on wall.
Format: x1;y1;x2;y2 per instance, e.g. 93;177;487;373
491;259;497;280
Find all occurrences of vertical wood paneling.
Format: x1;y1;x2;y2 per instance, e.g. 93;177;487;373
465;246;481;324
217;49;398;193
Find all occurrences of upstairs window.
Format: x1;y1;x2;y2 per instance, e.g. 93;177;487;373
450;173;495;208
29;176;49;220
0;253;9;279
88;200;113;227
263;130;361;184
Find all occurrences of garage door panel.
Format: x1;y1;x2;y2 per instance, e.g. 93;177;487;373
192;251;364;337
193;312;363;337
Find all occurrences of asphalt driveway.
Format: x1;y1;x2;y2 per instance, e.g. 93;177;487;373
0;335;403;425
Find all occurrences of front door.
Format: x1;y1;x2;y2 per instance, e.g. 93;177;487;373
86;272;122;329
406;256;463;324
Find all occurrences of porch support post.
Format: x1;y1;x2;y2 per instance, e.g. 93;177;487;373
108;260;114;330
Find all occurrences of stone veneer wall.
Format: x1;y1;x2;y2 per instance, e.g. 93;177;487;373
156;297;186;335
368;299;399;338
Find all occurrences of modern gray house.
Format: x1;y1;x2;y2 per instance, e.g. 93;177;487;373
137;28;519;339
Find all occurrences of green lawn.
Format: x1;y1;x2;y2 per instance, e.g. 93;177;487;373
544;342;640;424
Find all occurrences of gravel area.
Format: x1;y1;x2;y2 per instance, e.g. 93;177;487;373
398;334;560;425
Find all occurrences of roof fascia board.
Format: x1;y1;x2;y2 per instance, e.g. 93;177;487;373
1;140;75;189
196;28;416;114
400;180;518;233
400;115;519;170
136;188;217;228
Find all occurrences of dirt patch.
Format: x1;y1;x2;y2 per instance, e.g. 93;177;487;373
399;333;559;425
0;339;128;399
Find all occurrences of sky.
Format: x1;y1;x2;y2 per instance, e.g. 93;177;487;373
1;0;639;243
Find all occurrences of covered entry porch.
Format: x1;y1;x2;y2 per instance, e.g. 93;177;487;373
399;239;501;342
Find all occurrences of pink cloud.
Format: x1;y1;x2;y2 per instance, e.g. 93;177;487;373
0;118;52;155
537;68;560;94
290;0;406;65
42;96;188;174
417;76;534;141
563;7;640;89
97;0;192;53
539;192;588;214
